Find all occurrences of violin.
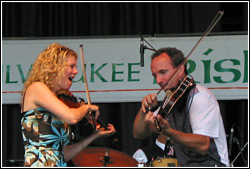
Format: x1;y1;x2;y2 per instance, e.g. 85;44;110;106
153;75;195;133
56;90;109;138
66;44;119;147
152;11;224;134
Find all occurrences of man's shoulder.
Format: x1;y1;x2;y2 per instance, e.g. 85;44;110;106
193;84;218;103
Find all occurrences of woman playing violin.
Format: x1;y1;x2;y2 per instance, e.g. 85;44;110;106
133;47;229;167
20;43;116;167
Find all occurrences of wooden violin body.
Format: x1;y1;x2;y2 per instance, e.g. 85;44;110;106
153;75;195;134
56;90;96;138
57;90;115;141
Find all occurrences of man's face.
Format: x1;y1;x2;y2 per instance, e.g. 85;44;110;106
151;53;184;91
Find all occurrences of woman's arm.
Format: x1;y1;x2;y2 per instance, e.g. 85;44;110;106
63;124;116;162
24;82;99;124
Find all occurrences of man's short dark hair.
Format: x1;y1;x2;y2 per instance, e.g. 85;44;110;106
151;47;188;74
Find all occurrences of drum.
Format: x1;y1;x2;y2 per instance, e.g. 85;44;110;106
152;157;178;167
72;146;138;167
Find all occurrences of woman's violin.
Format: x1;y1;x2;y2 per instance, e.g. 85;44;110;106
56;89;108;132
57;45;118;147
57;90;119;147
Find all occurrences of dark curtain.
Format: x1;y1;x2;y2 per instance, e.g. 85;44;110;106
2;2;248;37
2;2;248;167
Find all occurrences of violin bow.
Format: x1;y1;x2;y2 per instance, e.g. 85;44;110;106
79;46;119;147
79;45;92;105
157;10;224;95
79;44;98;130
79;45;109;130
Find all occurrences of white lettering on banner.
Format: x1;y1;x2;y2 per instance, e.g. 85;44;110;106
2;35;248;104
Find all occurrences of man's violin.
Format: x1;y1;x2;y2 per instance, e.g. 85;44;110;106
153;75;195;133
152;11;224;134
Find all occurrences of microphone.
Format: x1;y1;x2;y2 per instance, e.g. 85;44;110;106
233;137;248;167
140;34;144;67
228;126;234;156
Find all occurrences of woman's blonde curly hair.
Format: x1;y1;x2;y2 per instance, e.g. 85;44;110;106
20;43;78;106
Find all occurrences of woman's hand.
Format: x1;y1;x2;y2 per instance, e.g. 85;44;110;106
94;124;116;138
79;104;100;120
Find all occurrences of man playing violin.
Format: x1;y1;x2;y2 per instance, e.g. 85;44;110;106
133;47;230;167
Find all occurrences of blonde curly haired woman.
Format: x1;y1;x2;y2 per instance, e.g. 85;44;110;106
20;43;116;167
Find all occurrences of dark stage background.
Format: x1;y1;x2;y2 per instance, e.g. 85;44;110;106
2;2;248;167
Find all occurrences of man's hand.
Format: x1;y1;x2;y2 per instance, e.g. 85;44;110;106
141;93;158;113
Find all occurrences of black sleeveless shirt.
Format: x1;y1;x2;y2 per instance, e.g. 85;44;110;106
168;86;226;167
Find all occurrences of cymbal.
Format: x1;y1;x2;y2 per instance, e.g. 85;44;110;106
72;146;138;167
